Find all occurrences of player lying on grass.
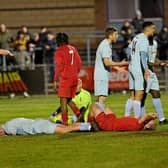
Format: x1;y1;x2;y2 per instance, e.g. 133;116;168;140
89;103;157;131
0;118;92;136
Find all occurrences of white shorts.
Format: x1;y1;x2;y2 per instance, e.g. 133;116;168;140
94;80;108;96
146;72;159;93
129;71;145;91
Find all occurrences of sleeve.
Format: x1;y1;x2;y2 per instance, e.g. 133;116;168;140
54;50;62;81
140;51;148;70
126;46;131;61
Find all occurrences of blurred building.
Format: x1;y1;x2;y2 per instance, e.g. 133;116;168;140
0;0;167;45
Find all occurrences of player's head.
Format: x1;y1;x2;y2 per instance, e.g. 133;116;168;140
105;27;118;43
0;126;5;136
144;119;157;130
56;32;69;47
143;22;156;37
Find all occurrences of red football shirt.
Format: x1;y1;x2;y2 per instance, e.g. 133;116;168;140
96;113;144;131
112;117;144;131
54;44;82;84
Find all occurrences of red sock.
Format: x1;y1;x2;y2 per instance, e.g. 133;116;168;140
71;106;80;115
62;112;68;125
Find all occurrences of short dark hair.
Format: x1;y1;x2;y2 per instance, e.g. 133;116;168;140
56;32;69;47
142;22;155;30
105;27;118;38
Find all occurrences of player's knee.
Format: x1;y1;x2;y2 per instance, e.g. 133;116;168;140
104;107;114;115
151;90;160;98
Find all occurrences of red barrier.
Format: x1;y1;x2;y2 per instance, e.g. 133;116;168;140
78;66;94;91
79;66;128;91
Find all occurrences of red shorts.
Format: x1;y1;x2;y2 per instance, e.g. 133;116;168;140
58;78;78;98
95;112;116;131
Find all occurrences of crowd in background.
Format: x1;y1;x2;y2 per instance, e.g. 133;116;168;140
0;10;168;77
115;10;168;61
0;25;56;82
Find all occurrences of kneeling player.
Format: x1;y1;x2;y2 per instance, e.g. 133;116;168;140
50;79;92;124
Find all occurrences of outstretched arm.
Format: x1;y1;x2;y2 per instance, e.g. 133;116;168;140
0;49;13;56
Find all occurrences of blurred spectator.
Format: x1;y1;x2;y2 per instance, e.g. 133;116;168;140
12;31;29;50
13;43;31;70
27;33;43;64
0;24;12;49
39;26;48;44
132;10;144;34
121;20;134;45
157;25;168;60
43;31;56;82
18;25;33;41
27;43;36;69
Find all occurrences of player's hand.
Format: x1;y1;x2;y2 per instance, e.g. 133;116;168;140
120;59;129;66
7;51;14;57
53;81;57;92
160;62;166;66
144;69;150;80
115;66;128;73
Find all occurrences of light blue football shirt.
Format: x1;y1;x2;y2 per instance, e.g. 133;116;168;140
129;33;149;73
94;39;112;81
148;40;157;63
2;118;57;135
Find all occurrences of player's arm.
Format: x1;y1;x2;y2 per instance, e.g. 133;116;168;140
103;58;128;67
148;57;168;66
140;51;150;80
125;46;131;61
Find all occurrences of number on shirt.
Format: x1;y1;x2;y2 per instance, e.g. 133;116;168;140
69;49;74;65
131;39;137;55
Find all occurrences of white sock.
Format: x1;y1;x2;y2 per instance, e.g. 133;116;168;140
141;106;146;116
79;123;91;131
152;98;165;121
72;114;77;122
125;99;134;116
133;100;141;118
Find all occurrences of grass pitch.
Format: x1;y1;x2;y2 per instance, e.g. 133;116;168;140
0;93;168;168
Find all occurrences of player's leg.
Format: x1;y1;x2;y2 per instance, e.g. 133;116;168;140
125;90;135;116
67;99;80;116
89;103;104;119
60;97;69;125
149;73;168;124
104;107;115;115
133;73;145;118
134;90;144;118
94;80;108;110
54;122;91;134
125;72;135;116
141;92;147;116
150;89;168;124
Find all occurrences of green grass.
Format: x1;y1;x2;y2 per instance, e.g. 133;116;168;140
0;93;168;168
